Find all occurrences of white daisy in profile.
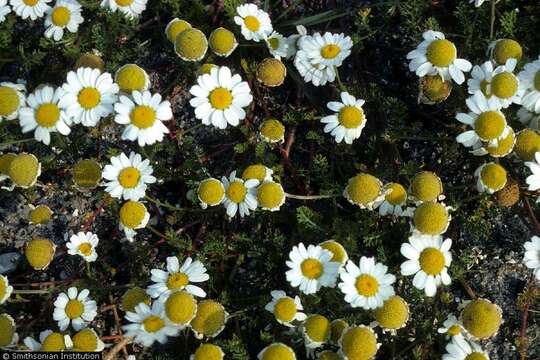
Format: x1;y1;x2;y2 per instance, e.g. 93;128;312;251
442;336;490;360
400;234;452;297
102;152;156;201
0;275;13;305
18;85;71;145
379;183;407;216
455;92;510;148
233;3;272;42
525;152;540;197
221;171;258;218
517;106;540;130
407;30;472;84
66;231;99;262
523;236;540;281
123;301;179;347
0;0;10;22
264;290;306;327
23;330;73;351
100;0;147;19
285;25;307;59
113;90;172;146
0;82;26;122
474;162;507;194
118;200;150;241
321;91;366;144
285;242;340;295
147;256;209;299
266;31;289;59
189;66;252;129
519;56;540;113
59;67;119;127
338;257;396;310
10;0;51;20
294;53;336;86
297;32;353;69
53;287;97;331
44;0;83;41
437;314;466;340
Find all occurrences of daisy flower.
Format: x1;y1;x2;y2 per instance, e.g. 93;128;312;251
163;291;197;329
321;91;366;144
59;67;119;127
379;183;407;216
190;300;229;339
102;151;156;201
319;240;349;265
518;56;540;113
241;164;274;183
115;64;150;94
0;314;18;349
474;162;507;194
517;106;540;130
72;328;104;352
123;301;179;347
259;118;285;144
191;343;225;360
197;178;225;209
0;275;13;305
189;66;253;129
409;202;451;237
455;92;510;148
468;127;515;158
338;256;396;310
66;231;99;262
343;173;385;210
297;32;353;69
338;325;380;360
100;0;147;19
0;0;10;22
437;314;466;340
489;38;522;65
400;234;452;297
470;59;522;108
257;343;296;360
44;0;83;41
257;181;285;211
407;30;472;84
294;53;336;86
18;85;71;145
53;287;97;331
233;3;272;42
460;298;502;340
119;200;150;241
285;242;340;294
147;256;209;299
266;31;289;59
221;170;258;218
113;90;172;146
523;236;540;281
10;0;50;20
23;330;72;351
302;314;330;349
264;290;306;327
443;336;490;360
0;82;26;122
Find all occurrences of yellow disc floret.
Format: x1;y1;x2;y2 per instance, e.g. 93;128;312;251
493;39;522;65
474;111;506;141
118;167;140;188
339;326;378;360
51;6;71;27
345;173;382;206
413;202;449;235
209;27;237;57
209;87;233;110
29;205;53;225
0;276;8;302
175;28;208;62
419;75;452;104
301;258;323;279
491;72;518;99
257;182;285;210
0;314;15;347
319;351;341;360
194;343;224;360
515;129;540;161
115;64;148;93
0;86;20;116
320;240;348;264
410;171;442;202
166;272;189;290
121;287;151;312
65;299;84;319
260;343;295;360
41;332;67;351
273;297;297;323
419;248;446;275
374;295;409;330
25;238;55;270
243;16;260;31
338;106;364;129
190;300;227;337
165;291;197;325
72;329;99;351
226;181;247;203
73;159;102;189
355;274;379;297
75;53;105;72
78;88;101;110
426;39;456;67
461;299;502;339
384;183;407;205
143;315;165;333
257;58;287;87
304;314;330;343
242;164;268;182
8;153;40;187
165;18;192;43
260;118;285;142
0;153;15;176
447;325;462;337
480;163;507;191
321;44;341;59
35;103;60;127
198;178;225;206
130;105;156;129
465;353;488;360
119;200;146;229
486;128;515;157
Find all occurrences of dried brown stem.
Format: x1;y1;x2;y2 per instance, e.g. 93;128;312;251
103;336;134;360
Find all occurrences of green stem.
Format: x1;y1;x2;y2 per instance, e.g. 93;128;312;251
145;195;185;212
182;123;204;135
13;289;50;294
334;66;348;93
490;0;496;40
0;138;34;147
146;224;172;241
285;193;337;200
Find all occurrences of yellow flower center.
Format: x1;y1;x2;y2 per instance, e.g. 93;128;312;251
77;242;93;257
534;71;540;92
515;129;540;161
257;58;286;87
143;315;165;333
209;27;236;55
119;201;146;228
25;238;55;270
118;166;141;188
0;278;5;301
257;182;285;209
166;19;191;43
194;343;223;360
426;39;456;67
304;314;330;342
0;153;15;176
65;299;84;319
465;353;488;360
29;205;52;225
244;16;260;31
419;247;445;275
260;118;285;141
493;39;522;65
73;159;102;189
410;171;442;202
165;291;197;325
268;37;279;50
474;111;505;141
491;72;518;99
487;128;515;157
338;105;364;129
198;179;225;206
273;297;297;323
78;88;101;110
130;105;156;129
319;351;341;360
9;153;40;187
340;326;378;360
35;103;60;128
374;295;409;330
166;272;189;290
384;183;407;205
51;6;71;27
480;163;507;191
330;319;349;343
261;344;295;360
300;258;323;279
209;87;233;110
320;240;347;264
461;299;502;339
226;180;247;203
447;325;462;336
190;300;226;337
116;64;147;92
121;287;150;312
41;332;66;352
23;0;39;6
242;164;267;182
0;86;20;116
320;44;341;59
0;315;14;347
115;0;134;6
421;75;451;102
72;329;98;351
175;28;208;61
346;173;381;206
355;274;379;297
413;202;449;235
